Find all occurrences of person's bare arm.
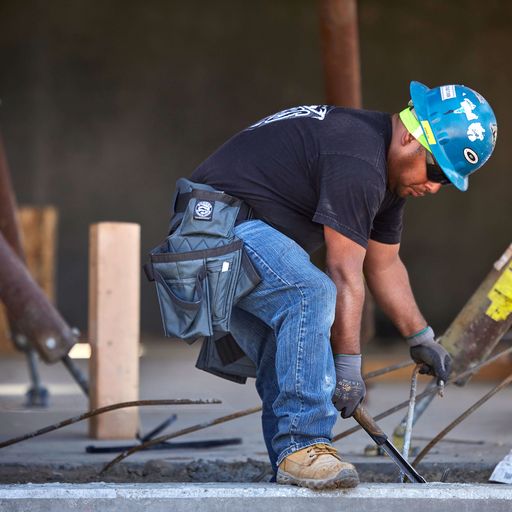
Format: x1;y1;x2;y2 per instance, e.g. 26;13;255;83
363;239;426;337
324;225;366;355
363;238;453;382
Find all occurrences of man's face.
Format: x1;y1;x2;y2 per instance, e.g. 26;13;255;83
394;154;444;198
388;127;445;198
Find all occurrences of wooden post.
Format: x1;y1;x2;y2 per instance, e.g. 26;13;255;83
89;222;140;439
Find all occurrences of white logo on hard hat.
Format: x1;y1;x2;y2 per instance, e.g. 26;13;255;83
464;148;479;165
194;201;213;218
454;98;478;121
467;122;486;142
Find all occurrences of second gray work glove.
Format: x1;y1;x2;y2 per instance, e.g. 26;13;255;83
332;354;366;419
406;326;453;383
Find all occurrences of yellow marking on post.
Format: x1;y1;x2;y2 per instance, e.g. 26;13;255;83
486;263;512;322
421;121;437;145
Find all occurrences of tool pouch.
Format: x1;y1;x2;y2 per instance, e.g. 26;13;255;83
145;178;260;343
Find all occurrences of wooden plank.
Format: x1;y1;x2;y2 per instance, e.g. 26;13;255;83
88;222;140;439
0;206;57;354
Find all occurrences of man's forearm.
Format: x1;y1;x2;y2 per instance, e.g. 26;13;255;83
328;274;365;355
364;256;426;337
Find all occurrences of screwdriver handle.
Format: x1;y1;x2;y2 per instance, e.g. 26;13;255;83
352;405;387;446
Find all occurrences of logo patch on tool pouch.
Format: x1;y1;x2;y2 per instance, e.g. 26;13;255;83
194;200;214;221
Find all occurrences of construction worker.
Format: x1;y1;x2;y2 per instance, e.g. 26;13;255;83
177;81;498;489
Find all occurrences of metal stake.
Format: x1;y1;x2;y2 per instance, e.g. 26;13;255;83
399;366;419;482
412;372;512;466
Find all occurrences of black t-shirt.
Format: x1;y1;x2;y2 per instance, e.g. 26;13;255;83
191;105;405;254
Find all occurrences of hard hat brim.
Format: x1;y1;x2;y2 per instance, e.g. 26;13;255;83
409;81;469;192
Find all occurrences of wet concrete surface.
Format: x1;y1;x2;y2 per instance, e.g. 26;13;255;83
0;339;511;484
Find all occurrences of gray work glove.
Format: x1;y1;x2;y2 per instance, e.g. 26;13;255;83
406;326;452;383
332;354;366;418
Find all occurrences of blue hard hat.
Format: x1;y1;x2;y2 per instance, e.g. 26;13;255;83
409;81;497;191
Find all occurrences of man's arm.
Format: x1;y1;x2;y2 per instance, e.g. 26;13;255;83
363;239;452;382
363;239;426;337
324;225;367;355
324;225;368;418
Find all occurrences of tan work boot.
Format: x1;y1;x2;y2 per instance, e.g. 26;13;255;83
276;443;359;490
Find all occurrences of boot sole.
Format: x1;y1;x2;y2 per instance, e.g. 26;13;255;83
276;467;360;490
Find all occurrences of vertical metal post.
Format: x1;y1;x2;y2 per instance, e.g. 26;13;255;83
318;0;375;343
319;0;362;107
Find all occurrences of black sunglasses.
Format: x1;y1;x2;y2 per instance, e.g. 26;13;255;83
426;152;451;185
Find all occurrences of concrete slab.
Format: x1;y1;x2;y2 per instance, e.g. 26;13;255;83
1;482;512;512
1;338;511;484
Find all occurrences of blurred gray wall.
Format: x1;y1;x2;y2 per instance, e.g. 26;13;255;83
0;0;510;336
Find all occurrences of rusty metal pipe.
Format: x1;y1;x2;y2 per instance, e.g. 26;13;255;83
0;132;24;258
319;0;376;344
0;130;51;404
0;231;76;362
319;0;362;107
0;130;29;350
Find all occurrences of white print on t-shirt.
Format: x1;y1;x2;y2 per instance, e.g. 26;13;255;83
247;105;332;130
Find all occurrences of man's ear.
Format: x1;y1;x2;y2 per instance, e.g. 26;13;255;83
401;129;416;146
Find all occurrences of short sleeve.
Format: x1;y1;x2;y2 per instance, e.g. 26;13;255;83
312;154;384;249
370;191;406;244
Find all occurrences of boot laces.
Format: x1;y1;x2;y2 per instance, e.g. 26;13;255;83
305;443;341;461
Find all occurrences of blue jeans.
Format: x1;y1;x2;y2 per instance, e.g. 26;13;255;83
231;220;338;472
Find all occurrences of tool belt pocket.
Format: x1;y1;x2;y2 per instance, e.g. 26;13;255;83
147;238;256;343
146;179;260;343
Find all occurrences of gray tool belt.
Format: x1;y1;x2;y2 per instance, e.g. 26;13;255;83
145;178;261;344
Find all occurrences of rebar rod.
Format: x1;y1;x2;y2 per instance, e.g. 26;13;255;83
0;354;410;449
333;345;512;442
400;366;419;482
100;406;262;474
3;346;510;458
62;355;89;396
364;360;414;380
412;372;512;466
392;379;437;450
0;399;221;450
